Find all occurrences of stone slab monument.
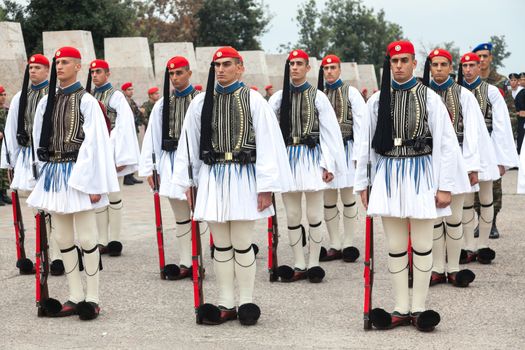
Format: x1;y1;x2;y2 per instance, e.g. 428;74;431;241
153;42;203;87
43;30;96;86
238;50;270;91
0;22;27;101
104;37;155;103
340;62;361;89
357;64;378;98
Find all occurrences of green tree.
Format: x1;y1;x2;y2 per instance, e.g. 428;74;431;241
3;0;138;56
294;0;403;76
196;0;270;50
489;34;511;70
135;0;203;44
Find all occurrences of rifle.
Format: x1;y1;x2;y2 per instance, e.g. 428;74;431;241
186;131;204;324
151;151;168;279
363;127;374;330
267;195;279;282
3;132;34;273
35;211;49;316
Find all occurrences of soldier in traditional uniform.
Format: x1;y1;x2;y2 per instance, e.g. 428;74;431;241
140;86;160;127
28;46;119;319
424;48;491;287
317;54;367;263
139;56;204;280
355;41;461;331
472;43;514;239
172;46;292;325
0;54;64;275
121;82;144;186
0;85;11;205
87;59;140;257
268;49;346;283
264;84;274;101
459;52;519;264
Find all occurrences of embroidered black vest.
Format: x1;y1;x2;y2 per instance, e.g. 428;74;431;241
47;86;86;162
470;81;493;134
383;82;432;157
284;84;320;147
433;82;464;143
23;85;49;141
209;85;256;163
325;82;353;142
163;89;199;151
92;86;117;129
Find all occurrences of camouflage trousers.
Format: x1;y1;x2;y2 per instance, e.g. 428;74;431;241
474;178;502;216
0;168;9;192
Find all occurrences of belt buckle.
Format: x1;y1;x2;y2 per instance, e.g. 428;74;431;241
293;136;301;145
224;152;233;161
394;138;402;147
55;150;62;159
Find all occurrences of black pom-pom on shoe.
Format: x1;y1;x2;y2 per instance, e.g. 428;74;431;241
449;269;475;287
477;247;495;264
412;310;440;332
41;298;63;316
277;265;294;280
197;303;221;325
163;264;181;280
238;303;261;326
342;246;360;262
107;241;123;257
17;258;35;275
307;266;325;283
77;301;100;320
50;259;65;276
370;308;391;329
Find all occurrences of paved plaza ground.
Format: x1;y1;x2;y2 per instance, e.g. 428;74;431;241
1;172;524;349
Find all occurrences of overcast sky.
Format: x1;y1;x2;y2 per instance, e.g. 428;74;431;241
260;0;524;74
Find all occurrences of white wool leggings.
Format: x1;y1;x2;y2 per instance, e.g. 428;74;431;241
208;220;256;309
382;217;434;314
282;191;324;270
433;194;464;274
463;181;493;251
323;188;358;250
52;210;100;304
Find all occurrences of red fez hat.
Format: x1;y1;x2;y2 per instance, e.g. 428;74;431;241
428;48;453;62
121;82;133;91
321;54;341;66
28;54;50;67
194;84;203;91
167;56;190;70
264;84;273;91
460;52;480;63
213;47;242;62
90;59;109;70
148;87;159;95
288;49;309;61
55;46;81;59
0;85;5;94
387;41;415;57
250;86;259;91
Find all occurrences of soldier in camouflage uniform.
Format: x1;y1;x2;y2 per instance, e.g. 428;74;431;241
472;43;514;239
139;86;160;128
0;85;11;205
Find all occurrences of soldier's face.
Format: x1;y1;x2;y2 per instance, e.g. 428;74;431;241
0;91;6;105
55;58;81;84
477;49;492;70
169;66;192;91
390;53;416;83
29;64;49;85
150;91;160;102
430;57;453;84
323;63;341;84
266;88;274;96
124;87;134;98
520;78;525;88
214;58;243;86
91;68;110;87
461;62;480;83
510;78;519;89
289;58;310;84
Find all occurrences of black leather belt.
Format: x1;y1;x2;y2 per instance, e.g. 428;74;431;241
37;148;79;162
201;150;256;165
162;139;178;152
286;135;319;148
